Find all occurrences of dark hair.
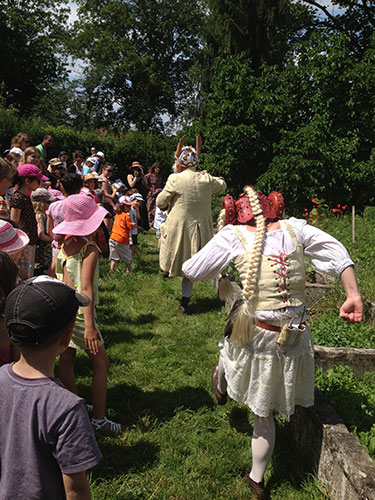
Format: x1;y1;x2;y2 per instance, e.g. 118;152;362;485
73;150;84;161
0;251;18;315
43;134;53;140
12;173;40;187
115;203;125;215
61;173;83;195
149;162;161;174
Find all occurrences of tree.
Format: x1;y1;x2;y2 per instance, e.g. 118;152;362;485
0;0;70;113
300;0;375;54
71;0;203;131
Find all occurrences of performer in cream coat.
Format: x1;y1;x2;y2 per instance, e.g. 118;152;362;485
182;186;363;499
156;136;226;312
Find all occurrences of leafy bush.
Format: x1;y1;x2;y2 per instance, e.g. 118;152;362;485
0;108;176;179
315;366;375;459
311;311;375;348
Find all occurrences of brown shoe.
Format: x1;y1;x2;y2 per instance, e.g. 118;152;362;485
179;296;189;314
211;364;227;405
244;472;267;500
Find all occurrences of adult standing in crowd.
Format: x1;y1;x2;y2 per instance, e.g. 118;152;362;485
69;150;85;175
156;136;226;313
36;134;54;163
145;162;163;227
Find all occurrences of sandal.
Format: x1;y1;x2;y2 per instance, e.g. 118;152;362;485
91;417;123;433
211;364;228;405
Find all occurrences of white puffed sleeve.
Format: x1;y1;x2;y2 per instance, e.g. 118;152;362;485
182;225;245;281
288;217;354;276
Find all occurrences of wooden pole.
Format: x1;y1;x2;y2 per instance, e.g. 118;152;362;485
352;205;355;244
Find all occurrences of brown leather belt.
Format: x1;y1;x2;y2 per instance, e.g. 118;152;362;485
256;321;281;332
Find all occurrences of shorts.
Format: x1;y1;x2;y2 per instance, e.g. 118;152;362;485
109;239;132;263
130;233;138;246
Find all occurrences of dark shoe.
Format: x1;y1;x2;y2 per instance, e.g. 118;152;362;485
211;364;228;405
162;271;169;278
244;472;267;500
178;296;189;314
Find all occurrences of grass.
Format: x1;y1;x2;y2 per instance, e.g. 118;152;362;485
73;230;330;499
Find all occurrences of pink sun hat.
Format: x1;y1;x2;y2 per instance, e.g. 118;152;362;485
52;194;108;236
0;221;29;255
48;188;64;200
17;164;49;181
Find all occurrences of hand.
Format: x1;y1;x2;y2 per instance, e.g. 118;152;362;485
84;326;100;355
200;170;208;175
339;296;363;324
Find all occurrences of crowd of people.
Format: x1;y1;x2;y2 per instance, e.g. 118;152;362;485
0;131;364;500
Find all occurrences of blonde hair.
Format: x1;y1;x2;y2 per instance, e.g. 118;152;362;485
32;201;47;215
10;133;30;148
21;146;40;166
229;186;266;347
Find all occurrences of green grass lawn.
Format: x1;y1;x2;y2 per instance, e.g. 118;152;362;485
74;231;329;499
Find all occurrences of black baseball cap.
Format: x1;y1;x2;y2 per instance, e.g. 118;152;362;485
5;276;90;346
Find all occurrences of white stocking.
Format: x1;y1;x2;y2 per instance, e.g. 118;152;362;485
181;277;193;298
249;413;275;483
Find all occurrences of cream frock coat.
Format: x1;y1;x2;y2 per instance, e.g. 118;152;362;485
156;168;226;277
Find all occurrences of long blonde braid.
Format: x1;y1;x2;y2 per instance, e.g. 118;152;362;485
229;186;266;346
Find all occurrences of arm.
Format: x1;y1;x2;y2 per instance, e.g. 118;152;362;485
182;225;244;281
46;214;54;240
339;266;363;324
37;215;52;242
156;174;177;210
102;180;117;201
62;471;91;500
10;207;21;225
210;175;227;194
81;245;100;355
127;174;137;188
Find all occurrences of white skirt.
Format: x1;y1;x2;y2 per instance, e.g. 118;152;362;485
220;324;315;417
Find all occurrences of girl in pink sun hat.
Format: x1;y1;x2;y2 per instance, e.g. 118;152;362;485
52;194;123;433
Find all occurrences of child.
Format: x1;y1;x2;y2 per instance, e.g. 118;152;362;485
1;276;102;498
31;188;56;275
10;164;49;278
129;192;144;254
0;221;29;365
52;194;123;432
109;195;134;273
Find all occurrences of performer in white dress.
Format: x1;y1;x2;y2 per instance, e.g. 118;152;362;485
182;185;362;499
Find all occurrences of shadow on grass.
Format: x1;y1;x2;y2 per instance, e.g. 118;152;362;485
106;383;213;427
92;439;160;479
188;296;223;315
228;406;253;436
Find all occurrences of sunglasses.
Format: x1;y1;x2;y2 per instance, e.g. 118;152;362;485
106;169;113;172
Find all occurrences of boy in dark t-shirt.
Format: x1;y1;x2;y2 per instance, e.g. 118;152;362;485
0;276;102;500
